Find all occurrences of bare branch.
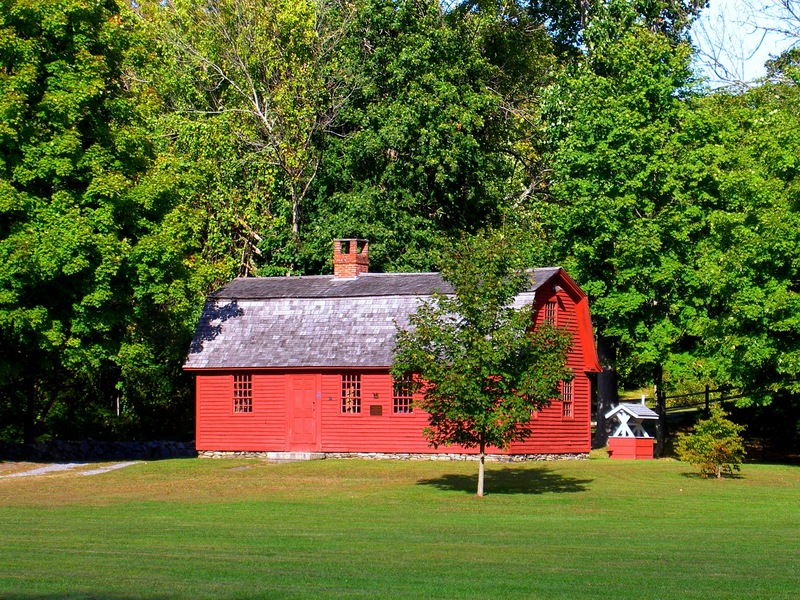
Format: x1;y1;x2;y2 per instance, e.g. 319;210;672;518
694;0;799;89
152;0;360;246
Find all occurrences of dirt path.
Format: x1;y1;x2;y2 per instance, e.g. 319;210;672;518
0;461;141;478
78;461;141;476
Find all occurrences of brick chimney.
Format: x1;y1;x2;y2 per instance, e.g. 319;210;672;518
333;239;369;278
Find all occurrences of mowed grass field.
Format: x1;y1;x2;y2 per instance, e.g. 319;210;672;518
0;457;798;599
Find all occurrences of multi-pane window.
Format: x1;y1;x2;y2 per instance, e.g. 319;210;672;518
562;380;573;418
341;374;361;414
392;375;414;414
544;301;557;325
233;374;253;413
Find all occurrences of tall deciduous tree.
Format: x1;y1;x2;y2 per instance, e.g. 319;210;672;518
688;70;800;401
538;0;699;449
527;0;705;55
0;0;167;440
137;0;355;273
307;0;556;273
392;231;570;496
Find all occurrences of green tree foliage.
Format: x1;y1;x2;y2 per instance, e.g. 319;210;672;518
526;0;705;56
686;73;800;400
457;0;558;215
541;2;799;402
392;231;571;496
539;1;698;446
675;407;746;478
540;6;800;449
0;0;196;441
307;0;556;273
2;0;796;445
135;0;355;274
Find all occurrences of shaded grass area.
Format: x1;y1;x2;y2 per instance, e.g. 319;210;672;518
0;458;798;599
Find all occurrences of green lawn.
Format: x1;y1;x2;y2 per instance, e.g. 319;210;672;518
0;457;798;599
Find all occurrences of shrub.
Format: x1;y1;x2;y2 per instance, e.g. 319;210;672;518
675;407;746;479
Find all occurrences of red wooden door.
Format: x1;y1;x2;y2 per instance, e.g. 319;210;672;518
287;375;319;451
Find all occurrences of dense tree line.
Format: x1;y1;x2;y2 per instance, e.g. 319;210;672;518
0;0;798;443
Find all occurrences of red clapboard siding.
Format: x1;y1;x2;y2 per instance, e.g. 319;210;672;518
507;285;593;454
196;372;287;451
318;372;437;453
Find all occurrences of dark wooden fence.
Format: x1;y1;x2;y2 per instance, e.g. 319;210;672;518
663;385;749;416
631;384;796;458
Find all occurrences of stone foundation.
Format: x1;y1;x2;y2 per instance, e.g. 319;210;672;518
0;442;586;463
0;440;197;462
198;450;588;462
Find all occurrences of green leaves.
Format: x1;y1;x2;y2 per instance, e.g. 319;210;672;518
310;0;550;272
689;83;800;398
541;15;698;389
540;5;800;406
141;0;356;265
0;0;202;441
0;0;796;443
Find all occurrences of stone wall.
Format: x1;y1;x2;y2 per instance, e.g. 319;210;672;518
0;440;197;462
199;450;273;460
323;452;589;462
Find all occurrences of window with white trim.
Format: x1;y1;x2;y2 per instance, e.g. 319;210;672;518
341;374;361;414
233;374;253;413
392;375;414;414
562;379;573;418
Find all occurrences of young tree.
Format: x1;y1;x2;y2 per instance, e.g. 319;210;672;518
675;407;746;479
392;231;571;497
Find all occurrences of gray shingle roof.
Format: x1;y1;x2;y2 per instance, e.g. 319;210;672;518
209;268;562;300
605;403;660;420
208;272;450;300
185;268;563;369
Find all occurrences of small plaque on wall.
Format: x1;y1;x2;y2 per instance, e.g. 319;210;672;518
369;405;383;416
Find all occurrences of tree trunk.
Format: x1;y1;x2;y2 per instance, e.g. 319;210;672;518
654;364;667;457
23;386;35;445
22;377;38;444
477;440;486;497
593;335;618;449
291;184;300;245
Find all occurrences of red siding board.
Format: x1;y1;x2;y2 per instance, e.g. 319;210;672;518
197;366;592;455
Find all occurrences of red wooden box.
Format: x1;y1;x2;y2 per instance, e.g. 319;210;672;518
608;437;654;460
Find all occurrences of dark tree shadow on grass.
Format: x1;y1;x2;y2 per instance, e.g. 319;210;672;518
416;465;593;495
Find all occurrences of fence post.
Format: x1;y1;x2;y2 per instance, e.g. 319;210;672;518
704;384;710;416
653;365;665;457
654;389;667;457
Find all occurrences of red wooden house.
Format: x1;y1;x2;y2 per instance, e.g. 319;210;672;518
184;240;601;458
